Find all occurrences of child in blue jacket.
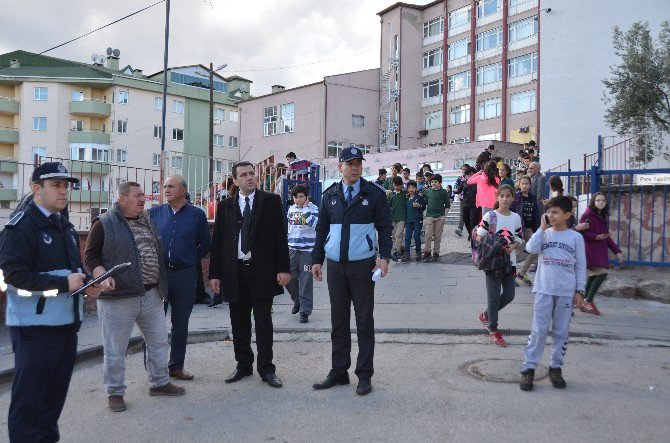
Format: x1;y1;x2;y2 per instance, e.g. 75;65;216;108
402;180;427;262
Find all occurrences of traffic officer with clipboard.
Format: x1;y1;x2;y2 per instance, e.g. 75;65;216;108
0;162;106;442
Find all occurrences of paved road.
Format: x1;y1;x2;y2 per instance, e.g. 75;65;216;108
1;336;667;442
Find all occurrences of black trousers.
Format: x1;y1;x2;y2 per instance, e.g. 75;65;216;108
326;257;376;380
9;324;78;443
228;264;275;375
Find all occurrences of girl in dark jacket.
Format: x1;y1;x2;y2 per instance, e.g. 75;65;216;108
578;192;623;315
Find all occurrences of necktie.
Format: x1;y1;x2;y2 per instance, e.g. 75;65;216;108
346;185;354;205
241;196;251;254
49;213;63;231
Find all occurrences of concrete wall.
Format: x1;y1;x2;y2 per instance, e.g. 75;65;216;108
539;0;669;171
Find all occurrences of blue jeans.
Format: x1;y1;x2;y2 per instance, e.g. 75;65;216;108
164;265;197;371
404;220;422;255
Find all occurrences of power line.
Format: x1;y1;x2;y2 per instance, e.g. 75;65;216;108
230;49;375;73
0;0;165;70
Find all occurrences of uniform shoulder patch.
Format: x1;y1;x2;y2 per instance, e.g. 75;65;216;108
5;211;25;227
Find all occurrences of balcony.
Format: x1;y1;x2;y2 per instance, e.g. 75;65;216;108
475;46;502;61
69;99;111;117
0;159;18;173
69;189;110;203
508;71;537;87
476;80;502;94
449;55;471;69
68;160;111;175
509;0;538;16
447;89;471;101
0;97;19;115
0;127;19;144
0;188;17;201
508;34;538;53
68;130;110;145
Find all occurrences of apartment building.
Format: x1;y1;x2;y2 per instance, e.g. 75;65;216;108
378;0;539;151
238;69;380;167
0;50;250;227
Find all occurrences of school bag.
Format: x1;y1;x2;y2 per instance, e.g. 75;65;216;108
471;210;497;267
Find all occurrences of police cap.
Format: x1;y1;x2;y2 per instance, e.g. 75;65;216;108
339;146;365;163
31;162;79;183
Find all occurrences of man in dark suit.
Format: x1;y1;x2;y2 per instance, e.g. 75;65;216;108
209;161;291;388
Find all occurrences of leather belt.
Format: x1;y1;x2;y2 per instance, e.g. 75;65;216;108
238;259;252;266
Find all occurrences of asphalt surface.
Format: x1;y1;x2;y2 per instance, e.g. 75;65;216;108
1;334;668;442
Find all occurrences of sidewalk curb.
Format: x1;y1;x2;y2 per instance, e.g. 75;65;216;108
3;326;667;384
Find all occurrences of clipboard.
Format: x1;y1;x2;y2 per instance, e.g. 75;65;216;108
69;262;132;297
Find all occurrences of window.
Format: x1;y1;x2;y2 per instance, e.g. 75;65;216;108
32;147;47;161
214;108;224;121
263;106;277;136
92;147;110;162
478;97;501;120
71;147;86;161
152;181;160;195
476;27;502;52
448;71;470;92
449;5;471;28
152;153;161;167
280;103;294;133
449;137;470;144
509;16;538;42
153;125;162;138
226;161;234;175
229;111;239;122
118;91;129;104
448;38;470;60
450;104;470;125
422;48;443;69
427;161;444;171
422;79;443;99
116;149;127;163
71;91;84;102
477;0;500;18
229;136;238;148
508;52;538;78
476;62;503;85
478;132;501;141
213;134;224;146
33;117;47;131
511;89;536;114
154;97;163;110
424;110;442;130
327;141;343;158
171;156;183;169
172;100;184;114
117;120;128;134
214;160;222;173
423;16;444;38
71;120;84;132
172;128;184;141
352;115;365;127
33;87;48;101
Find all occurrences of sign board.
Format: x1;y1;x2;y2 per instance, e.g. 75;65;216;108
633;173;670;186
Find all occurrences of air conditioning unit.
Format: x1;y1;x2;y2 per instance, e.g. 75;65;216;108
419;129;429;137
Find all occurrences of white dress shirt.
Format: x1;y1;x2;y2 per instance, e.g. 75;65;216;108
237;191;255;259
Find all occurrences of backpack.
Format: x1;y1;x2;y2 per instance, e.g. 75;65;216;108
471;210;497;266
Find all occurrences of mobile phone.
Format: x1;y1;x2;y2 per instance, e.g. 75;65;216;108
544;215;550;224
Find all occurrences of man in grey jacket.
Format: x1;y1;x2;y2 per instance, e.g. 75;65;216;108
85;181;185;413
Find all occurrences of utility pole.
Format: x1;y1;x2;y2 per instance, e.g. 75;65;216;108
208;62;214;186
159;0;171;203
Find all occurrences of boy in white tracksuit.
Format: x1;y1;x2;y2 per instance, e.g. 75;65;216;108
520;196;586;391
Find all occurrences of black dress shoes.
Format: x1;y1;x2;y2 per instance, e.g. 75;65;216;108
261;373;283;388
356;378;372;396
225;368;252;384
312;373;350;390
291;304;300;314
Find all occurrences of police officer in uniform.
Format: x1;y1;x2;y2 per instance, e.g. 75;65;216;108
0;162;105;442
311;147;393;396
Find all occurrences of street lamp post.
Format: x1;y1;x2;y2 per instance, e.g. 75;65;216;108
159;0;171;203
196;63;226;188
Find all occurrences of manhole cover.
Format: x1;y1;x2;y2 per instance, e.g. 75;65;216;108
458;358;548;383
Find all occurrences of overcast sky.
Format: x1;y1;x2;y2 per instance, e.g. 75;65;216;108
0;0;402;95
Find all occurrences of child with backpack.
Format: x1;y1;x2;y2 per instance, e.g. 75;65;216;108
401;180;426;262
520;196;586;391
475;184;524;347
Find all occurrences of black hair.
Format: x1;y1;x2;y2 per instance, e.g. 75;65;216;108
499;163;511;178
406;180;418;189
461;163;470;169
546;196;573;213
286;152;297;159
528;140;536;147
416;171;424;178
402;167;411;173
392;176;403;186
392;163;403;172
291;184;309;197
493;184;515;210
378;168;387;175
232;161;254;178
548;175;564;196
483;161;499;188
487;144;495;150
431;174;442;183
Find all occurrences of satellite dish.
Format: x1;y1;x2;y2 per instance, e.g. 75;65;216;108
106;47;113;56
112;48;120;57
98;55;105;64
91;53;99;62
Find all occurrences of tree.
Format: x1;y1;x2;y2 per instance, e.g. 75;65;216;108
602;21;670;164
